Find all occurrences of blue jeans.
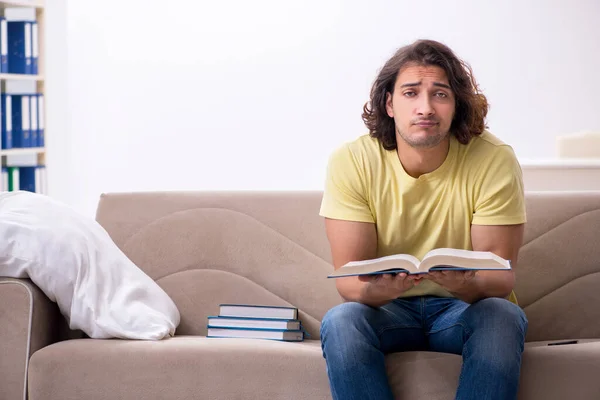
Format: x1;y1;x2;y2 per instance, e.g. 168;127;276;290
320;296;528;400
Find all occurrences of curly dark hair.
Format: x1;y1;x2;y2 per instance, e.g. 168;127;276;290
362;39;489;150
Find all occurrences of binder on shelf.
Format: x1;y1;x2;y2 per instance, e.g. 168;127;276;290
7;21;32;75
0;17;8;73
1;93;12;149
1;167;8;191
36;93;43;146
3;153;47;194
31;21;38;75
7;166;19;191
19;166;46;194
19;165;34;192
30;94;38;146
17;165;46;194
11;94;31;148
36;165;47;194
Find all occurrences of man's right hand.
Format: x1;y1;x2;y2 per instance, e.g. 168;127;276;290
358;273;422;303
324;218;421;307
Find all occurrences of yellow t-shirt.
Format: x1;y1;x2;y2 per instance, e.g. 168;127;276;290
319;130;526;300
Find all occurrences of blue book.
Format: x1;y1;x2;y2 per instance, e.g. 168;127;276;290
218;304;298;320
206;326;304;342
207;316;301;330
1;94;12;149
0;18;8;73
10;94;31;148
327;248;512;278
7;21;32;75
36;93;44;146
31;22;38;75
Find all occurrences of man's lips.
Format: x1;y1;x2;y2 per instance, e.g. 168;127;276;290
414;121;438;127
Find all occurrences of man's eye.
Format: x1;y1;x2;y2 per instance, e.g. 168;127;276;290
435;92;448;98
403;91;416;97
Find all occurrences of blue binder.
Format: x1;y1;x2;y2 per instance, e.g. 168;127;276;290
18;166;44;193
0;18;8;73
31;22;38;75
30;94;38;146
7;21;32;75
10;94;31;148
1;93;12;149
36;93;44;147
19;166;35;192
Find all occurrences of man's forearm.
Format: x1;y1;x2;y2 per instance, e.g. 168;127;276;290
359;283;396;307
336;279;394;308
450;271;514;304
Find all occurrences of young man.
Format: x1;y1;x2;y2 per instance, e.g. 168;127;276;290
319;39;528;400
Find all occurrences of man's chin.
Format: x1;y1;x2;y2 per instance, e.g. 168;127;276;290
402;133;447;149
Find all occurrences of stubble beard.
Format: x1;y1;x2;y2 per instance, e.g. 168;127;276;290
396;126;449;149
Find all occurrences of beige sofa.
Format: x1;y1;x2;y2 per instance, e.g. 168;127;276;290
2;190;600;400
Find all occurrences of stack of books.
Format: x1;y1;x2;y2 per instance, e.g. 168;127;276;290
207;304;305;342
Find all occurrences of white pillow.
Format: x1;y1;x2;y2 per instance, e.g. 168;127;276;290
0;190;180;340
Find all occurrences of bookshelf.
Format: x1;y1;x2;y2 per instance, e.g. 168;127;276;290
0;146;43;155
1;0;43;7
1;1;43;7
0;72;42;80
0;0;46;193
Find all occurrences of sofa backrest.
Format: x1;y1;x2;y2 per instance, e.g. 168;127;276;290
95;191;600;341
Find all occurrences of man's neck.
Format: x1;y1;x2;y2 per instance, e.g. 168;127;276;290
396;136;450;179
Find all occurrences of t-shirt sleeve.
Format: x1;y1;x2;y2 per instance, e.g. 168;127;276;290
472;145;527;225
319;144;374;223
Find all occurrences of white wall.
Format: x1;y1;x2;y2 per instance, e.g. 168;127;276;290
44;0;71;206
61;0;600;216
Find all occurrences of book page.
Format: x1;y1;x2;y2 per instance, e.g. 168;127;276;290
344;253;421;268
328;253;420;277
420;248;510;271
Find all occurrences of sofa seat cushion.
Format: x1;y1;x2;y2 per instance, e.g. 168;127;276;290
28;337;600;400
28;336;332;400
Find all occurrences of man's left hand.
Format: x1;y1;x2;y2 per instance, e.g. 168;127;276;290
425;270;477;295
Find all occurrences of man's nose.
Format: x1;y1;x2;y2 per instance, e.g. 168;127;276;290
416;96;435;116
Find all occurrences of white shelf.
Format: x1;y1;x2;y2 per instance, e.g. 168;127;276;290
0;73;43;81
0;147;44;156
0;0;44;9
519;158;600;169
520;159;600;191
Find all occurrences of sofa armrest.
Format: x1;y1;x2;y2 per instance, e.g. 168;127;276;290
0;278;61;400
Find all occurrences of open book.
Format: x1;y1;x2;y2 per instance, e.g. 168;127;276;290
327;248;511;278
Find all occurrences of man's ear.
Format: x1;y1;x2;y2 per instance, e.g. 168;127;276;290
385;92;394;118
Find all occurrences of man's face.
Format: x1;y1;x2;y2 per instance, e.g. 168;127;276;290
385;64;456;149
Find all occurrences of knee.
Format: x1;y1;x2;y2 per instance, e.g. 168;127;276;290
465;297;528;337
320;302;373;340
